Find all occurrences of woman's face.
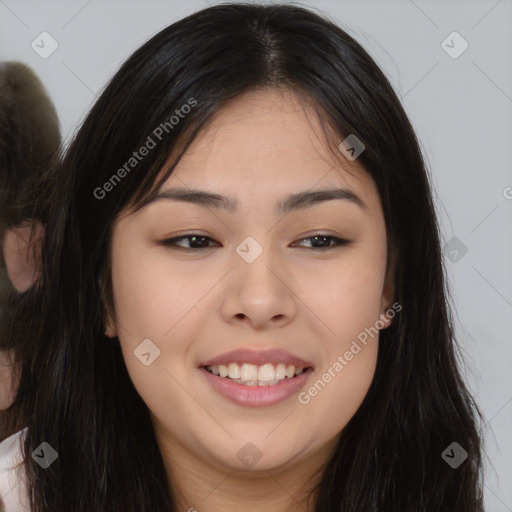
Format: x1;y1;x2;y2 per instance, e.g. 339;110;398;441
109;88;394;477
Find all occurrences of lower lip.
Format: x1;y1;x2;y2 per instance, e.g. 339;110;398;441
199;367;313;407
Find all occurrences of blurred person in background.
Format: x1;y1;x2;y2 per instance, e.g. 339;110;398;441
0;61;60;431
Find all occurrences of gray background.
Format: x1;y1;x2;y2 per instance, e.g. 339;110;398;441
1;0;511;509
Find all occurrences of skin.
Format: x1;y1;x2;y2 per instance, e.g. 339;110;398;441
0;350;16;411
2;222;43;293
108;87;395;511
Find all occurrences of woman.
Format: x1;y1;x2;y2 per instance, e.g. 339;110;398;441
0;3;484;511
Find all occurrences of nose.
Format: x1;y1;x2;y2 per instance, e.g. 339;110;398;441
220;246;298;330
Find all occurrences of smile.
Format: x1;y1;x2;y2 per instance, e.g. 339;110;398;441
200;365;314;407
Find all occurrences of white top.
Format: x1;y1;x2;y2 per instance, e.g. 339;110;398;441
0;428;29;511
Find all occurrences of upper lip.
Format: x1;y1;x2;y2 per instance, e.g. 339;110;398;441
199;348;313;368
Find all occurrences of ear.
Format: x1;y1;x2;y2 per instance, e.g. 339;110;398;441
99;276;117;338
379;247;397;330
104;313;117;338
2;221;44;292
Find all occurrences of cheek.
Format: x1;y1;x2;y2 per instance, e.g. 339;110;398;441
304;247;387;343
109;240;206;416
111;240;181;337
294;247;384;432
110;259;192;431
298;343;378;442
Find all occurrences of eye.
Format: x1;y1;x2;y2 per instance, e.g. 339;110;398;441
160;233;351;251
292;233;351;250
160;234;219;250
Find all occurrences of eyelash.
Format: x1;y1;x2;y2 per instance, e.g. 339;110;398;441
160;233;351;252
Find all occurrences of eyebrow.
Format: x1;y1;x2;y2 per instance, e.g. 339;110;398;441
149;186;368;215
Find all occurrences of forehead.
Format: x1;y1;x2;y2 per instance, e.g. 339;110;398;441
156;87;380;213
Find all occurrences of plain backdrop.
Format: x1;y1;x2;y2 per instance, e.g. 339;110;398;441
1;0;511;509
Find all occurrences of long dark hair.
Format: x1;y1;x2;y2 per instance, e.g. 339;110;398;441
4;3;484;510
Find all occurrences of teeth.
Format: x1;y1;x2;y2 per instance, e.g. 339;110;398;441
257;364;275;382
228;363;240;379
258;379;279;386
240;363;258;381
205;362;307;385
275;363;287;379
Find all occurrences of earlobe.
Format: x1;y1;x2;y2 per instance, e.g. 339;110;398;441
99;278;117;338
104;319;117;338
103;306;118;338
377;307;393;330
379;292;395;330
379;247;398;329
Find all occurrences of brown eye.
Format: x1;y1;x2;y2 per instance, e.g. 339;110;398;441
161;234;219;250
293;234;351;250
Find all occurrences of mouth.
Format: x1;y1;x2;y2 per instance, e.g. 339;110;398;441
199;363;314;407
198;348;314;406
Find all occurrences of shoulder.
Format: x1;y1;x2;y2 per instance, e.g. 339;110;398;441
0;427;30;511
